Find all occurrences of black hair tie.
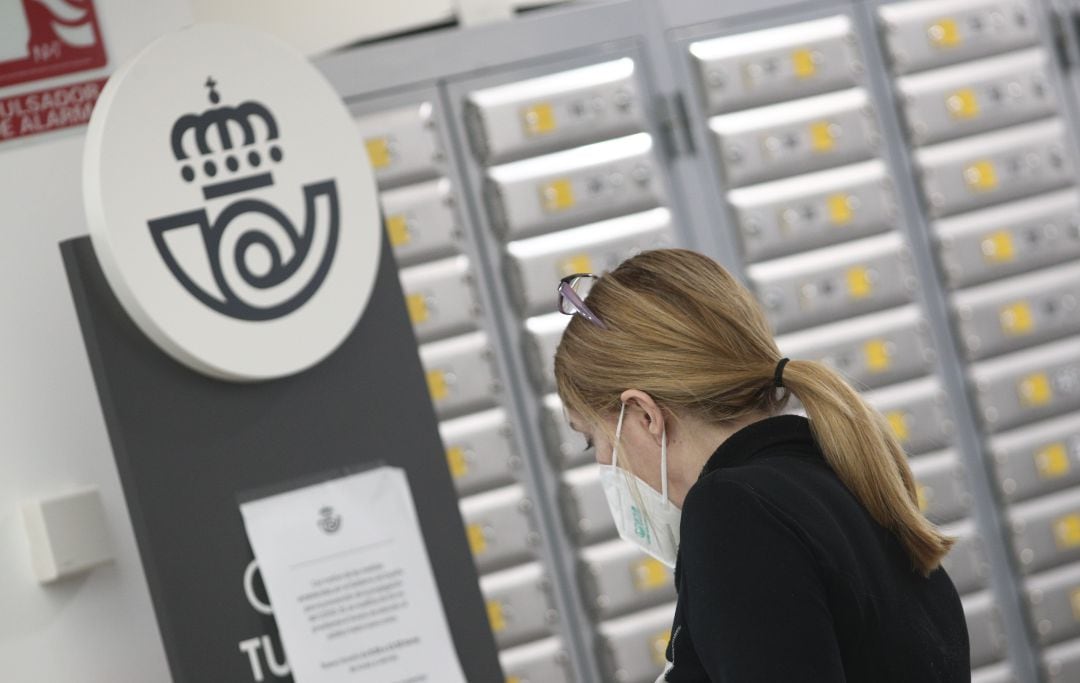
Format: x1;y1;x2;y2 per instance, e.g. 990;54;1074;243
774;357;790;388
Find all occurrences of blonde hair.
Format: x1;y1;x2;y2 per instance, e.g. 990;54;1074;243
554;248;953;575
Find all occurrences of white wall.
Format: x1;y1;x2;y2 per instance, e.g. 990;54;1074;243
0;2;192;681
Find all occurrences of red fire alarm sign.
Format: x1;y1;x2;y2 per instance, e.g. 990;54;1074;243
0;0;107;90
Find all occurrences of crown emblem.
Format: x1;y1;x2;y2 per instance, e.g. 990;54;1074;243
170;77;283;199
146;77;340;322
317;507;342;534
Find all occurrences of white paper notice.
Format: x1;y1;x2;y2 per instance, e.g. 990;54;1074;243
240;466;467;683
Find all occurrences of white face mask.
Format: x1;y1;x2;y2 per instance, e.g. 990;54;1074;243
597;402;681;568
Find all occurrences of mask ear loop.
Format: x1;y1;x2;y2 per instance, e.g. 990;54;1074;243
660;426;669;507
612;402;627;470
616;402;649;521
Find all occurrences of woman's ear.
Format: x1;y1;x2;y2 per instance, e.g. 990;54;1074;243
619;389;665;444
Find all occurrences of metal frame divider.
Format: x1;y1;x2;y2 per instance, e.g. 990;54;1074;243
654;1;1054;679
438;28;670;683
848;3;1048;680
326;4;677;681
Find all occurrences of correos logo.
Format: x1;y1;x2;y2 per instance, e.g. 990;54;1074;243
83;24;381;381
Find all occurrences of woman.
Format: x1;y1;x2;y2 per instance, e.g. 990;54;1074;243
554;249;969;682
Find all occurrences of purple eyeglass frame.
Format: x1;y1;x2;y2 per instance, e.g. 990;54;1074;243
556;273;607;329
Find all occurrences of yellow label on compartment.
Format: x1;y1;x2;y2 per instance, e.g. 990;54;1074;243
846;266;874;299
467;523;488;556
1070;587;1080;622
916;485;929;513
827;193;854;225
560;254;593;278
1019;372;1053;407
447;446;468;479
386;214;411;247
1036;442;1070;480
632;558;668;591
999;302;1034;336
406;293;429;325
928;18;961;48
650;630;671;666
792;49;817;78
810;121;835;152
506;678;521;683
864;339;892;373
964;160;998;192
541;179;576;212
365;137;392;168
486;600;506;632
1054;514;1080;548
523;102;556;136
981;230;1015;264
887;411;910;443
946;89;980;119
426;370;449;402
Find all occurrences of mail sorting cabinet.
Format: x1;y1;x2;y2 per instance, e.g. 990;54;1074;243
504;208;675;318
1023;561;1080;646
864;374;955;456
966;589;1009;668
358;99;561;664
727;159;899;263
419;331;502;420
914;118;1074;219
578;539;676;621
560;465;618;547
969;338;1080;434
775;304;936;391
465;57;644;166
483;133;664;241
894;48;1055;147
541;394;594;471
942;519;992;595
399;255;483;343
355;101;444;189
467;58;660;240
990;412;1080;504
524;313;569;394
933;189;1080;290
440;408;522;497
460;483;542;574
1008;487;1080;575
746;231;917;335
690;15;863;116
500;636;576;683
973;662;1018;683
480;561;559;649
379;178;463;267
877;0;1040;76
595;602;675;683
709;88;880;189
1045;637;1080;681
912;449;972;524
950;262;1080;361
356;102;465;275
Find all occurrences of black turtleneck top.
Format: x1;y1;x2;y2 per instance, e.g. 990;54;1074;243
659;414;970;682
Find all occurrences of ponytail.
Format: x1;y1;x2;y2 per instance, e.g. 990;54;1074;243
782;359;954;575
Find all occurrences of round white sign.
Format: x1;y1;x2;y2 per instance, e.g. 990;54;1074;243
83;24;381;381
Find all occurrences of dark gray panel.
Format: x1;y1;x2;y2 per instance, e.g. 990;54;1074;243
61;235;502;683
